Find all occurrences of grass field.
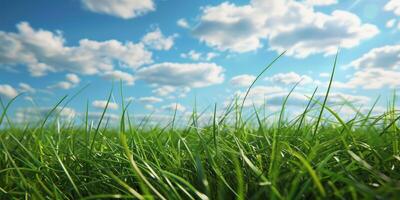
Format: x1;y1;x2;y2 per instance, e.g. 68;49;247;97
1;54;400;199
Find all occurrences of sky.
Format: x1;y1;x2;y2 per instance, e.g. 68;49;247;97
0;0;400;125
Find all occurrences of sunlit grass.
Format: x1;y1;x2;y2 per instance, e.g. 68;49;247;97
1;53;399;199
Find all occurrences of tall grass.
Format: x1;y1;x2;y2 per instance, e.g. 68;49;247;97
1;54;400;199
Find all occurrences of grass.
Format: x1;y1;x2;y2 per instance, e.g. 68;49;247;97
1;54;400;199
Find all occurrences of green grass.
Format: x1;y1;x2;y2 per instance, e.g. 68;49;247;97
1;54;400;199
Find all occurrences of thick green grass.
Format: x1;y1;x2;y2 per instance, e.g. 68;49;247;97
1;54;400;199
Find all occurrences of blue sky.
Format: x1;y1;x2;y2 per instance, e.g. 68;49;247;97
0;0;399;124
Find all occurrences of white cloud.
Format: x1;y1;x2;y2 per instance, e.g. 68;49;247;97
152;85;177;97
49;73;81;90
162;103;186;112
319;92;370;105
233;86;286;107
181;50;201;61
138;96;163;104
303;0;337;6
50;81;75;90
206;52;219;60
136;62;224;88
177;18;190;28
341;68;400;89
231;85;369;108
319;72;330;78
103;70;135;85
192;0;379;57
66;73;80;84
386;18;397;28
18;83;36;93
81;0;155;19
92;100;119;110
180;50;219;61
141;28;176;50
349;45;400;70
0;84;19;99
0;22;152;76
339;44;400;89
385;0;400;16
230;74;256;87
151;86;191;99
15;107;77;123
266;72;313;85
144;104;155;110
87;112;119;123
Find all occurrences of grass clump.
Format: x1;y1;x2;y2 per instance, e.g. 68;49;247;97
1;54;400;199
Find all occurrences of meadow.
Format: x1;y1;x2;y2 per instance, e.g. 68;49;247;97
1;54;400;199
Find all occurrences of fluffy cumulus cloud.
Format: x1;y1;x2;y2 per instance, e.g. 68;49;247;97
180;50;218;61
152;85;177;97
66;73;80;84
141;28;176;50
0;22;152;77
135;62;224;88
230;74;256;87
385;0;400;16
192;0;379;57
349;45;400;70
303;0;337;6
162;103;186;112
340;45;400;89
183;51;216;61
81;0;155;19
340;68;400;89
49;73;81;90
266;72;313;85
103;70;135;85
0;84;19;99
138;96;163;104
92;100;119;110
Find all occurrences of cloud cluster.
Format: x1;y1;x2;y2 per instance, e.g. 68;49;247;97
180;50;218;61
0;84;19;99
343;45;400;89
103;70;135;85
192;0;379;57
349;45;400;70
0;22;153;77
138;96;163;104
0;83;36;99
162;103;186;112
0;22;224;94
49;73;81;90
231;85;370;108
15;107;77;123
385;0;400;16
141;28;176;50
266;72;313;85
136;62;224;88
303;0;337;6
81;0;155;19
92;100;119;110
230;74;256;87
